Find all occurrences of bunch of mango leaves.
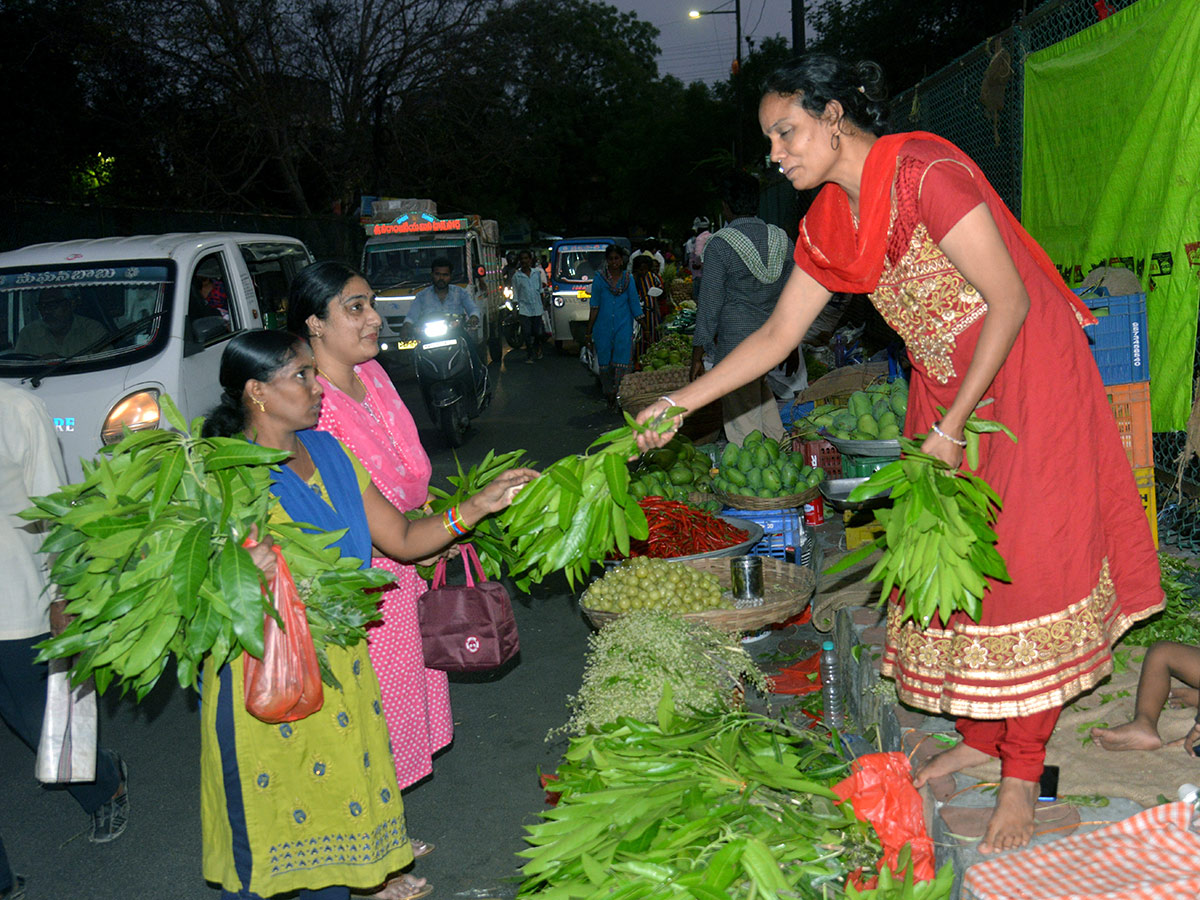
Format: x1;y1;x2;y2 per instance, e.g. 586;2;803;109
424;412;679;591
827;410;1015;628
24;397;389;699
519;690;952;900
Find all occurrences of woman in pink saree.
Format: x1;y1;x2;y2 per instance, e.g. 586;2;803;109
288;262;450;899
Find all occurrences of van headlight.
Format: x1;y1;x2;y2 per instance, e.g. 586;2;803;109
422;319;449;338
101;390;161;444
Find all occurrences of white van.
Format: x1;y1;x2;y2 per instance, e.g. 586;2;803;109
0;232;312;480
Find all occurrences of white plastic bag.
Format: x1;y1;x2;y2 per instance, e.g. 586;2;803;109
36;657;98;783
579;343;600;376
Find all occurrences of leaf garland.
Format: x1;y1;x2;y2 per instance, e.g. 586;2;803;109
24;396;389;699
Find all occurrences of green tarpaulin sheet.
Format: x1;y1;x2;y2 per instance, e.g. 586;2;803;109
1023;0;1200;432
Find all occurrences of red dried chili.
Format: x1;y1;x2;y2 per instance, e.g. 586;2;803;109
620;497;748;559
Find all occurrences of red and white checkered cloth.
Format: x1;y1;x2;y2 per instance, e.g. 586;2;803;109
963;801;1200;899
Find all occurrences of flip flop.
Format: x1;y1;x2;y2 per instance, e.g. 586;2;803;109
410;838;435;859
357;873;433;900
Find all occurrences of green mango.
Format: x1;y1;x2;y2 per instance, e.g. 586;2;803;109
737;451;755;473
753;445;771;469
726;467;747;487
762;468;782;493
780;463;800;487
890;392;907;417
743;429;764;448
747;467;763;489
847;392;871;418
645;447;676;469
763;439;781;461
872;398;890;419
857;414;879;437
880;423;901;439
878;410;897;428
668;465;693;485
722;443;741;468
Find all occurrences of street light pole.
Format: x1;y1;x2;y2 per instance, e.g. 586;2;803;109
689;1;743;161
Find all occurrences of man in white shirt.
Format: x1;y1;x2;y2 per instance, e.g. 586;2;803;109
407;258;480;331
0;383;128;898
510;250;546;363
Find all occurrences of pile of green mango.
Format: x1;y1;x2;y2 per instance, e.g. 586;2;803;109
638;333;691;371
627;435;721;512
711;431;825;499
808;380;907;441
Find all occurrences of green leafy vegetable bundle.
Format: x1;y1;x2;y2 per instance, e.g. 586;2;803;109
829;412;1015;628
520;697;952;900
553;611;770;737
25;398;389;699
425;414;680;591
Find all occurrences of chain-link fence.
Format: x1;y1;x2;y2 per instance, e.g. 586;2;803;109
891;0;1200;549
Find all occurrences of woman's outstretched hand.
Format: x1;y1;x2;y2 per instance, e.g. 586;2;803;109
634;399;685;453
470;467;540;516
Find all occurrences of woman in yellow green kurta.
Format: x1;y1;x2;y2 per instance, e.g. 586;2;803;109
198;331;535;900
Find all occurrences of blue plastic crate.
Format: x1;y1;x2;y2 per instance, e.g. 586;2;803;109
721;506;804;560
1076;288;1149;385
779;400;814;428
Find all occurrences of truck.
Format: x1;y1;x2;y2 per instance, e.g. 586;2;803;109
547;236;632;348
0;232;313;480
361;200;504;361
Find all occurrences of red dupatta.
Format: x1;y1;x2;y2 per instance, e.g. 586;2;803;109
792;130;1095;325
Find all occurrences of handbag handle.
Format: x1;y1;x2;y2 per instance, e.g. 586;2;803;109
428;542;485;589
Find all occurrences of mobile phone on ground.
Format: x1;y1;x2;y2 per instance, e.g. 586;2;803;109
1038;764;1059;802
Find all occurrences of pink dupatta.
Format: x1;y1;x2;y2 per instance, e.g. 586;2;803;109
315;358;432;512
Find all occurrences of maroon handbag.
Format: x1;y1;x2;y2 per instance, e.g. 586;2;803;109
418;544;520;672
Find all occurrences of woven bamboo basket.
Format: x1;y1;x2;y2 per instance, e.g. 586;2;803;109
712;483;821;511
580;557;815;632
618;367;689;415
795;362;889;406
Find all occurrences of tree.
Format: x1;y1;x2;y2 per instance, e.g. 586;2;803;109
808;0;1028;95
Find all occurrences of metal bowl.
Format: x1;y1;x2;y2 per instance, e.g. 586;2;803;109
819;477;892;512
820;430;902;457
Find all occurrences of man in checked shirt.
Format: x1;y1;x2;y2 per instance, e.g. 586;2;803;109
689;172;793;444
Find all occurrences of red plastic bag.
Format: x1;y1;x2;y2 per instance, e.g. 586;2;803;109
833;751;936;886
769;650;822;695
242;542;324;723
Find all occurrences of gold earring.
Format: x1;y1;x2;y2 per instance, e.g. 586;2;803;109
253;398;265;412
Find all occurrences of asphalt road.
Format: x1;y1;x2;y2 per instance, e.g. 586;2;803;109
1;342;617;900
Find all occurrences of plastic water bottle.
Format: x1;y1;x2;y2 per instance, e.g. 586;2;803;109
820;640;844;730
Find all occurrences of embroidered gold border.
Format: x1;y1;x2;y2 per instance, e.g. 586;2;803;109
880;559;1163;718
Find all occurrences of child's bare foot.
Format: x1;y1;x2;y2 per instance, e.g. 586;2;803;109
912;741;993;788
978;777;1037;853
1090;719;1163;751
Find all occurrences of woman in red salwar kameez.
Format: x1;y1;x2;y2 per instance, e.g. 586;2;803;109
635;54;1162;853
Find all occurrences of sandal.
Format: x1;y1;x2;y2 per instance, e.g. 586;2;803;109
410;837;435;859
359;873;432;900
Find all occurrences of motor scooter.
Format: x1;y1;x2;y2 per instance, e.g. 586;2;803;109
499;287;523;350
413;314;491;447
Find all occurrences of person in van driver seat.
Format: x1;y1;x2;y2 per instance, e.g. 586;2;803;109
15;287;108;358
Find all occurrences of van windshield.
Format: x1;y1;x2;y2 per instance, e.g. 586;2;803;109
364;244;466;292
554;245;610;284
0;261;172;377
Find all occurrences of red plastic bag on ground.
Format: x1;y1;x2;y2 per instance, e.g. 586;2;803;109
833;751;936;886
243;543;324;723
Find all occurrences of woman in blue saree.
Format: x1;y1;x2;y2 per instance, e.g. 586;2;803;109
198;331;534;900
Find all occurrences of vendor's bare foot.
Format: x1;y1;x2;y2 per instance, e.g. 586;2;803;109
912;741;992;788
978;777;1037;854
1090;719;1162;751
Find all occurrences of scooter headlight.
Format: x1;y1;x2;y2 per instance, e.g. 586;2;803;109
502;286;514;300
422;319;449;338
